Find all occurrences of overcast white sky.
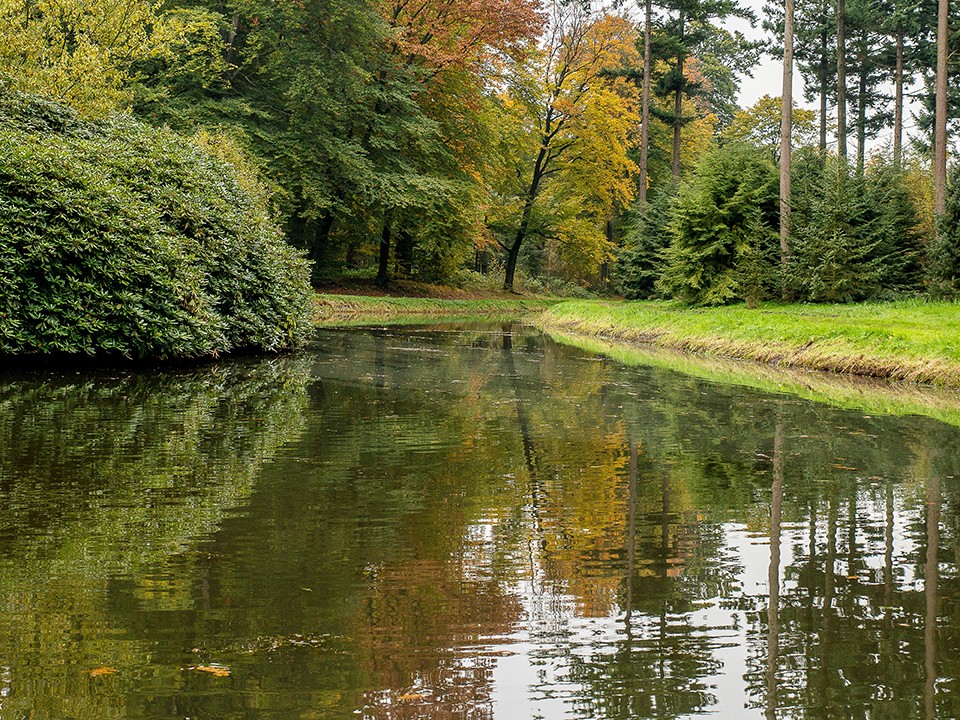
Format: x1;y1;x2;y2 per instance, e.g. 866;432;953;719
723;0;800;108
720;0;924;151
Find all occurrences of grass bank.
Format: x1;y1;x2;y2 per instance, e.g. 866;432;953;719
314;293;557;326
539;299;960;387
548;330;960;428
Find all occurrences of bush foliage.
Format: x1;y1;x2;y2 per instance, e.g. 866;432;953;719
657;144;780;306
0;91;313;360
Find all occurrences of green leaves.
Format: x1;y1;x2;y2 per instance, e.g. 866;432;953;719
0;91;312;360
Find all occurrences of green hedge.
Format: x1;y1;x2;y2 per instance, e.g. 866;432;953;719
0;91;313;360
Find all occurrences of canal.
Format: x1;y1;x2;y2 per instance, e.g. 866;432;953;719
1;323;958;719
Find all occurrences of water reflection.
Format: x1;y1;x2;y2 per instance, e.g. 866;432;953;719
0;325;959;719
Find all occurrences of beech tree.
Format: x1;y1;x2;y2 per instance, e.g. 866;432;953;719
492;5;639;291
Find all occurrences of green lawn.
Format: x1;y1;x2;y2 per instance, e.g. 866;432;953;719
539;299;960;386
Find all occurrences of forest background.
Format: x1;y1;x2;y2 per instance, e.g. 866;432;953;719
2;0;960;308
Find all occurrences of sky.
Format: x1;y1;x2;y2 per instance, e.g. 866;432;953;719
724;0;800;108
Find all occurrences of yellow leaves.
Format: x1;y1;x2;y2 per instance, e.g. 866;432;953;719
88;666;118;677
397;692;426;702
721;95;818;153
0;0;158;116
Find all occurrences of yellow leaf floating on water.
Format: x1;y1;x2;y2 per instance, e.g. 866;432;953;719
189;665;231;677
89;667;117;677
398;693;425;702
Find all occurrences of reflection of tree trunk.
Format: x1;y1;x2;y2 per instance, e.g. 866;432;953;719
821;495;837;696
625;440;639;638
502;326;544;579
373;330;387;395
884;482;894;629
766;412;784;720
925;470;940;720
661;466;671;578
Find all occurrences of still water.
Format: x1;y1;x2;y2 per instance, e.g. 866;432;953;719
1;324;959;719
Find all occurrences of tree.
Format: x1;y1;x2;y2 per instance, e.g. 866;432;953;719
934;0;949;218
781;0;795;282
0;0;161;116
492;5;639;291
838;0;849;160
650;0;757;178
721;95;817;156
657;143;780;306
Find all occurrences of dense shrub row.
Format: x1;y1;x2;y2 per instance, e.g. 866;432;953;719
0;91;313;360
617;144;939;305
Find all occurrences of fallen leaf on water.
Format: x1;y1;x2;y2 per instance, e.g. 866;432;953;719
89;667;117;677
398;693;424;702
188;665;231;677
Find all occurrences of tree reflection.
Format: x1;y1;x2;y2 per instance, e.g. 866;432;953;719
3;327;960;719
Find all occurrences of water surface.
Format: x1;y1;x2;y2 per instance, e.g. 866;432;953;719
1;324;958;719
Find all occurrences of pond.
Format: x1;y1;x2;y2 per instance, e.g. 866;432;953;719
1;323;959;719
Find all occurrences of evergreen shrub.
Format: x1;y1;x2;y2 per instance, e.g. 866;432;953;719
657;144;780;306
788;154;923;302
930;163;960;298
0;90;313;360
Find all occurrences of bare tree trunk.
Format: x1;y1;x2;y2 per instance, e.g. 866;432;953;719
856;35;867;175
837;0;848;161
934;0;949;217
376;209;393;289
819;2;829;153
672;59;684;179
894;25;904;168
639;0;653;204
780;0;794;287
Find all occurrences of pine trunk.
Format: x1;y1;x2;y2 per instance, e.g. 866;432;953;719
837;0;847;161
894;25;904;168
639;0;652;204
935;0;949;217
780;0;795;284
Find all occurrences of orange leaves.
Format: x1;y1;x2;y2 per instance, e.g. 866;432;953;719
376;0;541;75
88;666;118;677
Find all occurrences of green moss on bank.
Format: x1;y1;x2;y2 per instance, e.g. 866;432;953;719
538;299;960;386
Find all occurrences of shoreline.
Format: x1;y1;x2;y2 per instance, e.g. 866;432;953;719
536;299;960;388
313;293;557;325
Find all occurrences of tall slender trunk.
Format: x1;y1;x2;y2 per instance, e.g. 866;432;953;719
934;0;949;217
837;0;848;161
672;56;684;179
856;35;867;175
672;14;686;179
504;137;550;291
639;0;653;204
894;25;904;168
819;3;829;154
376;209;393;289
780;0;795;286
